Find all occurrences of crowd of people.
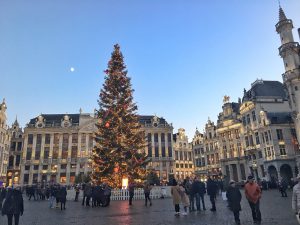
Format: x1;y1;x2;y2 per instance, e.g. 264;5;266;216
170;175;262;225
1;175;300;225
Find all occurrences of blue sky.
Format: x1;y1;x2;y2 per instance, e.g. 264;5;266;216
0;1;300;140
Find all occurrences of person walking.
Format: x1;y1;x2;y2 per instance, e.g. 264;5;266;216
49;185;56;209
207;177;218;212
171;179;181;216
292;175;300;222
128;181;135;206
244;175;262;224
143;182;152;206
1;186;24;225
226;180;242;225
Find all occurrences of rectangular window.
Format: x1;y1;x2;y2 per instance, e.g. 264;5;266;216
16;155;20;166
268;130;272;141
264;132;269;143
168;133;172;157
245;136;249;147
175;151;178;160
44;147;49;159
72;133;78;143
61;164;67;169
26;149;32;160
52;147;59;159
28;134;33;145
279;145;286;156
188;152;192;161
276;129;284;141
42;165;48;170
11;142;16;151
252;111;256;121
255;132;260;145
33;165;39;170
179;151;183;160
81;133;86;144
45;134;51;144
242;117;246;126
25;165;30;170
54;134;59;145
161;146;166;157
35;151;40;160
23;174;29;183
36;134;42;145
147;133;152;157
71;146;77;158
246;114;251;124
258;151;263;158
249;135;254;146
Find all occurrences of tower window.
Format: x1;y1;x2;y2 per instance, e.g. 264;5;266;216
285;63;288;67
295;86;298;91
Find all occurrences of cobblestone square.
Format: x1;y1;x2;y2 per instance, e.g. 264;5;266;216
0;190;298;225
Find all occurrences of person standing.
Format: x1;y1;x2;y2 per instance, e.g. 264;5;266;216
226;180;242;225
244;175;262;224
0;186;6;211
292;175;300;221
207;177;218;212
185;177;195;212
59;186;67;210
128;181;135;206
103;183;111;207
1;186;24;225
171;179;181;216
179;183;190;215
279;177;288;197
49;185;56;209
143;182;152;206
74;185;80;202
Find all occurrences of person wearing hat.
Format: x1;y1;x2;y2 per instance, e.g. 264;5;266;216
226;180;242;225
244;175;262;224
292;174;300;223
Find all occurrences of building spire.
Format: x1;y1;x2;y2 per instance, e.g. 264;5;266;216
279;6;287;22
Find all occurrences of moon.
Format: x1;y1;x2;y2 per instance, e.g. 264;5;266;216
70;67;75;72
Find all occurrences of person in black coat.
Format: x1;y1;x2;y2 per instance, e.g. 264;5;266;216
226;180;242;225
192;177;206;211
0;187;6;211
58;186;67;210
207;177;218;211
1;187;24;225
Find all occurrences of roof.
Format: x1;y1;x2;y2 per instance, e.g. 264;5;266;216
266;112;293;124
243;80;287;102
279;7;287;22
28;114;169;126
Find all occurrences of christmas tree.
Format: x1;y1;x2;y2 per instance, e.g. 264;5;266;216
92;44;148;188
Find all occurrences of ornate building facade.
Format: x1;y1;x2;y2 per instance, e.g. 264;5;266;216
140;115;174;182
7;118;23;186
20;114;173;185
217;99;247;182
0;99;10;185
173;128;193;180
192;129;206;179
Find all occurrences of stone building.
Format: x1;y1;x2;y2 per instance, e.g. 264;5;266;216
240;79;296;181
140;115;174;182
7;118;23;186
20;113;96;185
0;99;10;185
203;119;221;177
173;128;193;180
276;7;300;170
217;98;247;182
20;113;173;185
192;129;206;180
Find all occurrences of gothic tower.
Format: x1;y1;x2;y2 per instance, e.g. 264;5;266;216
276;6;300;141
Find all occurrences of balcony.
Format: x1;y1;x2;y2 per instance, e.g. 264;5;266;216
282;68;300;83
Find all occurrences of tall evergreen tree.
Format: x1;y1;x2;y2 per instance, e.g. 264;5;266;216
92;44;148;188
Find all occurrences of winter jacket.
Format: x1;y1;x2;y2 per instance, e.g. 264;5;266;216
226;186;242;212
144;185;152;194
179;186;190;207
185;181;193;195
1;189;24;216
171;185;181;205
292;183;300;212
244;182;261;204
58;187;67;203
207;179;218;196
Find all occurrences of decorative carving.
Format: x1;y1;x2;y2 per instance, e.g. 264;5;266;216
223;95;230;103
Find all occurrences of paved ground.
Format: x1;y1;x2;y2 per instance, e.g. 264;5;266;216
0;189;298;225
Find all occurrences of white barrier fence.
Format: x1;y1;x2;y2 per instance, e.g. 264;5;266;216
67;186;171;201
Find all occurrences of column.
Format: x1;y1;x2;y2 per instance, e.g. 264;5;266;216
40;134;45;160
49;133;54;158
66;134;72;184
151;133;155;160
31;134;37;160
158;132;162;157
76;133;81;176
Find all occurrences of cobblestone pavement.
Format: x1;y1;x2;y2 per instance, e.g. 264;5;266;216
0;189;298;225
